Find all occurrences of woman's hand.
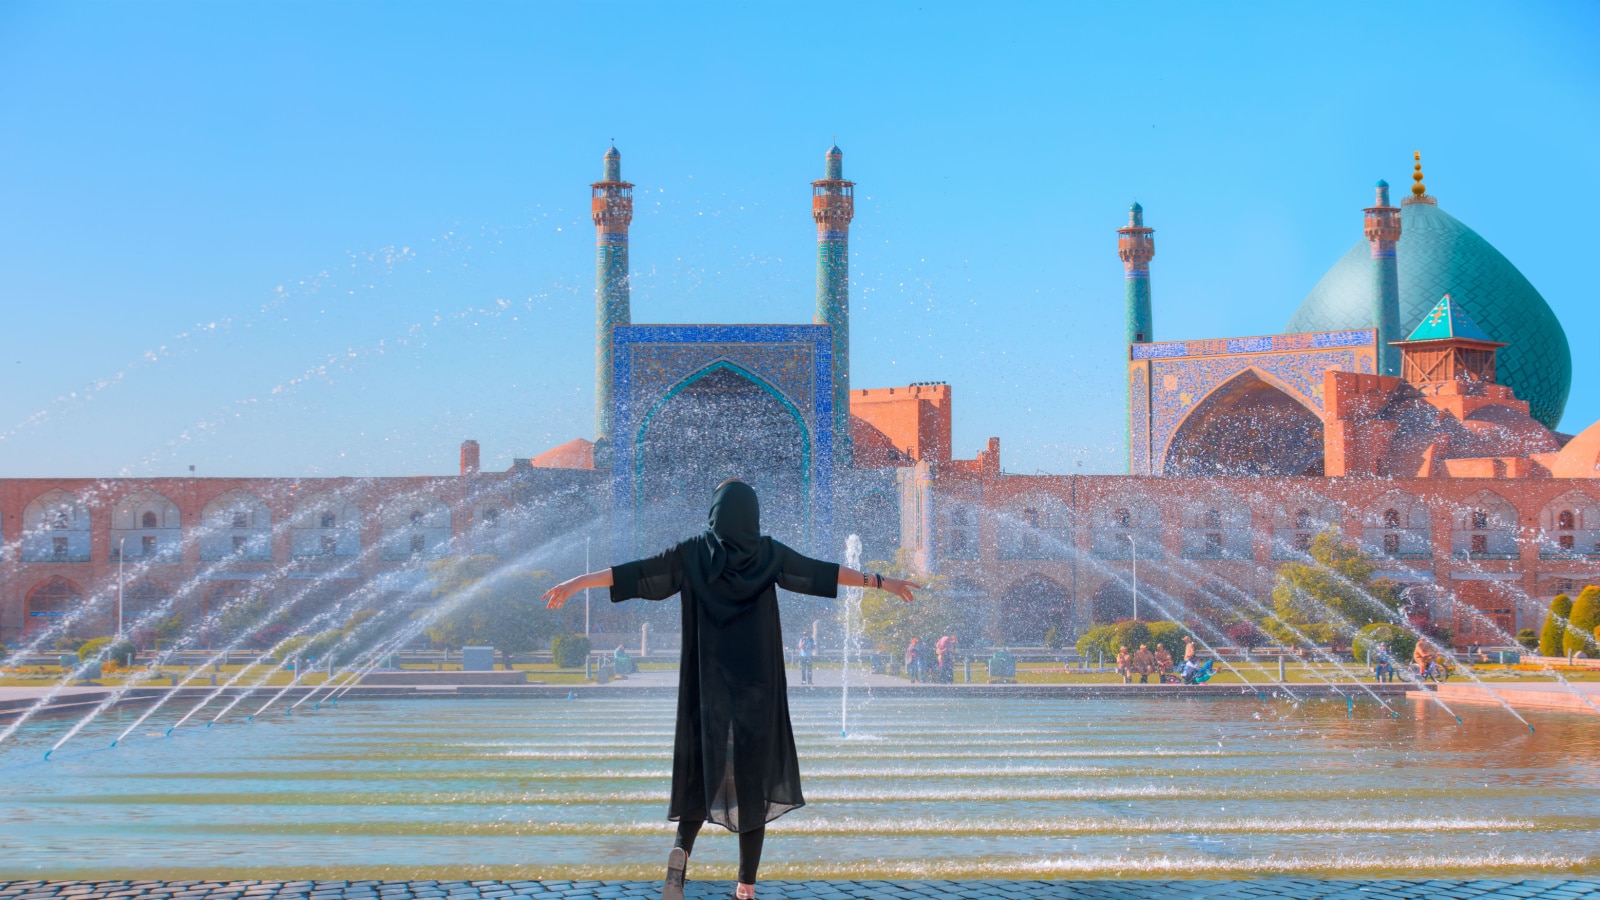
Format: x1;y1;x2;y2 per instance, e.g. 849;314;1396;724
542;570;614;609
542;579;582;610
881;577;920;604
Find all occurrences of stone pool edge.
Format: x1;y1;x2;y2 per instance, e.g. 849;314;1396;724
0;682;1424;722
5;878;1600;899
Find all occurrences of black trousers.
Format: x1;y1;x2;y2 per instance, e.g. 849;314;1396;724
675;819;764;884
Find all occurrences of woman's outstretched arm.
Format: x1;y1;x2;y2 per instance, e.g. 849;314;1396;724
542;570;614;609
837;565;919;603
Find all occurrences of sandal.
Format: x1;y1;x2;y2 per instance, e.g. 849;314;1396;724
662;847;687;900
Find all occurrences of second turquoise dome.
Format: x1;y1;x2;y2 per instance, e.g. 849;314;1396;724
1285;201;1571;429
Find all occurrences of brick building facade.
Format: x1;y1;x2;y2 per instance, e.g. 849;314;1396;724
3;146;1596;651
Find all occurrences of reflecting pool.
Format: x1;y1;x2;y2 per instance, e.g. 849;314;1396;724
1;695;1596;880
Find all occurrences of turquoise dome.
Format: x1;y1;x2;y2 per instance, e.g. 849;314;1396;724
1285;201;1571;429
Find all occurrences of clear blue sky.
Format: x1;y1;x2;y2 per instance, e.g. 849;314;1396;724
1;1;1596;478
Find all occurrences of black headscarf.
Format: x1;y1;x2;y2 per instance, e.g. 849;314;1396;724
698;480;783;624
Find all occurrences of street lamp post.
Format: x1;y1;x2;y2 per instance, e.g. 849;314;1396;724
117;536;126;638
1125;532;1138;621
584;535;591;637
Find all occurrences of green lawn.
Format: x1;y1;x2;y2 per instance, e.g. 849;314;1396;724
4;658;1596;689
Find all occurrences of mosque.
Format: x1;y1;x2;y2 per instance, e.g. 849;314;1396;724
1;146;1596;651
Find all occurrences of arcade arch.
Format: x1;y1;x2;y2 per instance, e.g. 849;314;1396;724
111;490;181;561
290;492;362;558
636;363;809;552
200;490;272;560
1538;490;1600;557
1180;493;1252;559
467;495;515;556
1451;490;1519;559
1090;495;1161;560
997;495;1073;560
1164;370;1325;476
25;576;83;631
997;574;1070;645
1361;492;1432;560
21;489;91;562
1271;495;1343;557
380;492;451;560
1090;579;1135;625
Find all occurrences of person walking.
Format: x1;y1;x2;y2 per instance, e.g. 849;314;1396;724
904;637;922;683
543;480;919;900
1116;645;1132;684
936;634;958;683
916;636;934;683
796;633;815;685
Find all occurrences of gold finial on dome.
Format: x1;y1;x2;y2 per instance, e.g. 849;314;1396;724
1403;150;1437;206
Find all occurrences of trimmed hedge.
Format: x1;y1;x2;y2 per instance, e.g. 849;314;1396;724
273;635;313;663
1076;620;1190;660
1145;621;1187;663
551;634;592;669
1565;586;1600;659
1516;629;1538;652
78;636;136;664
1540;594;1572;657
303;629;347;664
1352;623;1411;665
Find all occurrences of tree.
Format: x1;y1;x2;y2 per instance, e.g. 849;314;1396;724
1076;620;1158;660
1225;620;1264;652
217;594;289;647
1145;620;1188;662
1352;622;1414;666
1539;593;1572;657
1266;532;1401;646
144;613;185;649
424;555;562;668
1563;586;1600;660
858;550;965;653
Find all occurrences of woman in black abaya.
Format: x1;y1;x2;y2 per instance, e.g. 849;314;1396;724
543;480;918;900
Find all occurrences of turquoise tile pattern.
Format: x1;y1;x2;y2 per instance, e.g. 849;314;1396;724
1285;201;1571;429
1125;332;1377;475
813;145;854;469
1404;294;1497;343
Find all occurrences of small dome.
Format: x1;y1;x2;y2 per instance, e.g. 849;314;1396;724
827;143;842;156
1130;201;1143;212
1375;179;1389;188
604;145;621;158
1285;201;1571;428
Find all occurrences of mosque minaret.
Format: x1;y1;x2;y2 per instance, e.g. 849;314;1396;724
812;143;855;468
1117;201;1156;346
1364;178;1403;376
592;145;634;440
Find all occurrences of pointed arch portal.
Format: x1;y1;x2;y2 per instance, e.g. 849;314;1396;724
1164;370;1325;476
635;361;811;552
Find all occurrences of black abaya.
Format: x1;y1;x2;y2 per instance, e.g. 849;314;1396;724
609;486;838;833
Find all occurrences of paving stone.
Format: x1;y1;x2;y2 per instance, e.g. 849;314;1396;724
12;882;1600;900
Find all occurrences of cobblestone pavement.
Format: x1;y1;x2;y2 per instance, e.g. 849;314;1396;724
4;880;1600;900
